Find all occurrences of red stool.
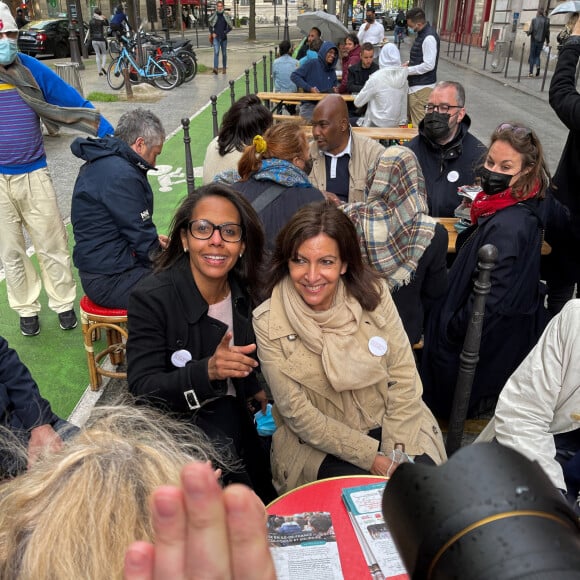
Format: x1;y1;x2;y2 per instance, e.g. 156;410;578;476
79;296;128;391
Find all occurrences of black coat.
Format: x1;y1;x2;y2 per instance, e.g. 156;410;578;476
420;200;548;418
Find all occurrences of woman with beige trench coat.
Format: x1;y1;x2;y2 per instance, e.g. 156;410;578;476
253;201;446;494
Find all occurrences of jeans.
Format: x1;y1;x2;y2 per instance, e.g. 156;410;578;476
529;40;543;72
213;36;227;69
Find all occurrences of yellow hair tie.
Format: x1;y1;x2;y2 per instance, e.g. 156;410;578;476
253;135;267;154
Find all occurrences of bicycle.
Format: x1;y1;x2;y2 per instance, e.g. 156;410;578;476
107;37;181;91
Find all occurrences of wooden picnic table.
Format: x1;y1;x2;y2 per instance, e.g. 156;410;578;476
303;125;418;142
257;91;356;104
436;217;551;255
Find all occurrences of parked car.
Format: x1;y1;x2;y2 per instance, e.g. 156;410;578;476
18;18;90;58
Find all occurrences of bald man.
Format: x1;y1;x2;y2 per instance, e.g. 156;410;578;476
309;95;384;203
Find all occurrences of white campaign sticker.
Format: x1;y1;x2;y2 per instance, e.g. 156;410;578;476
171;349;192;368
447;170;459;183
368;336;388;357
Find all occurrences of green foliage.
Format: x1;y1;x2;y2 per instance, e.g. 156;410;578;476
86;91;120;102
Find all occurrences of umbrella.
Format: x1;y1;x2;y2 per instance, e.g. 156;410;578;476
550;1;580;16
297;11;350;43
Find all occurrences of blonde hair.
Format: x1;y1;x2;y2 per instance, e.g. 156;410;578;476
0;402;218;580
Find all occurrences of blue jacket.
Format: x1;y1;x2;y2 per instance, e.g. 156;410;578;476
0;336;58;431
291;41;338;93
70;136;160;275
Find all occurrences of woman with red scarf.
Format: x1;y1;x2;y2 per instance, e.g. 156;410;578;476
420;122;550;420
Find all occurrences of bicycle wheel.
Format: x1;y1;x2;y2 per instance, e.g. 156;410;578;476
176;50;197;82
151;57;181;90
107;57;126;90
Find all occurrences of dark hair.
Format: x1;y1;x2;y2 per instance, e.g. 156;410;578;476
155;184;266;305
217;95;273;156
361;42;374;53
309;37;323;52
406;7;426;22
434;80;465;107
488;122;550;199
265;201;383;311
345;32;360;46
311;26;321;37
279;39;292;56
237;121;308;181
366;7;376;13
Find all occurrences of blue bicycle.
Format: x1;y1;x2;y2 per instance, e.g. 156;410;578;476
107;38;181;91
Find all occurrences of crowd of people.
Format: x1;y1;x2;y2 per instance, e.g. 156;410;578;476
1;0;580;575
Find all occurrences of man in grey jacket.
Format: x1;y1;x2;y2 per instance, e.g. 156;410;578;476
528;8;550;77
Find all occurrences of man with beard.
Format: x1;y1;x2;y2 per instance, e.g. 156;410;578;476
406;81;486;217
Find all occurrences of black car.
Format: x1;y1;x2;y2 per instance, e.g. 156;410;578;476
18;19;86;58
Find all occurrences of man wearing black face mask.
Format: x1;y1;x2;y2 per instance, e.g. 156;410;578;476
406;81;486;217
357;7;385;49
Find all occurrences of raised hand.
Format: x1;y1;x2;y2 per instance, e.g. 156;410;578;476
208;332;258;381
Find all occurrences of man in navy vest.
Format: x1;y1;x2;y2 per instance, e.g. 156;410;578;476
405;8;440;127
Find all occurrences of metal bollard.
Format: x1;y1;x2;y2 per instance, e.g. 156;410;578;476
447;36;451;56
253;61;258;94
211;95;219;138
459;32;464;61
229;80;236;106
466;34;472;64
453;32;458;58
263;55;268;92
541;45;552;92
245;68;250;95
517;42;525;83
181;118;195;194
504;40;513;79
269;50;274;91
483;36;489;70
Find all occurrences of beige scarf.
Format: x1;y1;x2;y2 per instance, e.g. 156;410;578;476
280;276;387;392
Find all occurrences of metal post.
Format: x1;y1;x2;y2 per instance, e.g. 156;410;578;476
253;61;258;93
504;40;513;79
459;32;464;61
446;36;451;56
541;45;552;92
262;55;268;92
229;80;236;106
211;95;219;138
123;68;133;99
445;244;498;456
452;32;458;58
466;34;472;64
269;50;274;91
283;0;289;42
245;68;250;95
517;42;525;83
483;36;489;70
181;118;195;195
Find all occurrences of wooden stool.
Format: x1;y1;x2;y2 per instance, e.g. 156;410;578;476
80;296;128;391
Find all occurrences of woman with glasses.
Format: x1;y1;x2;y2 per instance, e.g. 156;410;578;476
253;201;446;494
225;122;324;249
420;122;550;420
127;184;276;503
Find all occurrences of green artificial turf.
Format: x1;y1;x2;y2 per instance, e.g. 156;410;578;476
0;58;268;419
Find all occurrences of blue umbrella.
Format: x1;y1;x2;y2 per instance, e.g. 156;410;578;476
550;1;580;16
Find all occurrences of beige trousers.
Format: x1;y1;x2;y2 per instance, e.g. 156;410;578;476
0;168;76;317
408;87;433;128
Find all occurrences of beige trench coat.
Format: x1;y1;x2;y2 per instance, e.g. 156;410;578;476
253;282;446;493
308;131;385;203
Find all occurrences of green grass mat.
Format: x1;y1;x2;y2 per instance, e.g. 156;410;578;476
0;59;267;419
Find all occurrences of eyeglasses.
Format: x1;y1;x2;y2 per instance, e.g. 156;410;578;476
187;220;243;243
495;123;532;137
424;104;463;114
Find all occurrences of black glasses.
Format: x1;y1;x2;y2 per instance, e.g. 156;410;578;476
424;104;463;114
495;123;532;137
187;220;243;243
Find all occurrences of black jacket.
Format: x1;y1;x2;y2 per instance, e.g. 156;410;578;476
347;60;379;94
71;136;160;275
407;115;487;217
420;200;548;418
127;255;261;416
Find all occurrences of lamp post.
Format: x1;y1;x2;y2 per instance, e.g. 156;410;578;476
283;0;289;42
67;0;84;69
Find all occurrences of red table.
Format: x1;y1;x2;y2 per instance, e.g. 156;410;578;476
267;476;408;580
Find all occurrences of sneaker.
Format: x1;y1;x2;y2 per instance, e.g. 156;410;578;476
102;68;107;75
99;72;103;76
58;310;78;330
20;316;40;336
212;67;218;75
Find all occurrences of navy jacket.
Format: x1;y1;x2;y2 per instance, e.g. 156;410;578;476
71;136;160;275
407;115;487;217
291;41;338;94
408;23;439;87
0;336;58;431
420;200;548;418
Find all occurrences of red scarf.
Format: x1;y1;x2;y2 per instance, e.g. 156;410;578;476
470;181;540;224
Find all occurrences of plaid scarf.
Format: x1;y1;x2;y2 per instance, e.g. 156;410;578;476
0;56;101;136
341;146;436;290
214;158;311;188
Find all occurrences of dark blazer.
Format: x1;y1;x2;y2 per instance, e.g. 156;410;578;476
420;200;548;418
127;255;261;416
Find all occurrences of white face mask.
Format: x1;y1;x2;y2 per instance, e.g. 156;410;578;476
0;38;18;66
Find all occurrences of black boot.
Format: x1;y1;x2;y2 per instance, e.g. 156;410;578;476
536;67;540;77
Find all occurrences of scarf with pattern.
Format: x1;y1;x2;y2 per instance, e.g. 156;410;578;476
341;146;436;290
214;158;312;188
